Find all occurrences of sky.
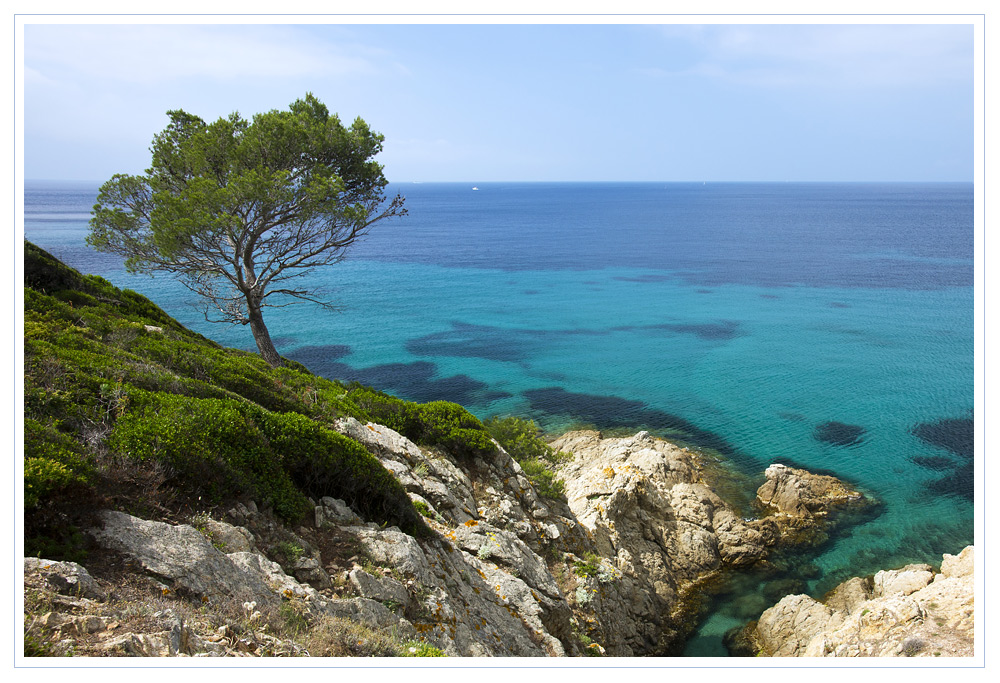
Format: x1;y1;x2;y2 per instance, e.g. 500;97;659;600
21;20;976;182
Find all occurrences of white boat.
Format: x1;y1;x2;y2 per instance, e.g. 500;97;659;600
472;186;479;190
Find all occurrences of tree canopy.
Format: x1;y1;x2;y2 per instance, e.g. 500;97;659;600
88;93;405;366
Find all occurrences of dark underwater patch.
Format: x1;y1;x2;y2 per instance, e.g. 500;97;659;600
406;321;606;364
650;320;743;341
406;322;534;363
911;415;975;502
829;302;851;308
912;417;974;459
760;294;780;300
522;289;540;295
909;455;961;472
925;461;974;502
612;274;675;284
285;347;510;406
695;289;713;294
611;320;743;341
523;386;753;469
814;421;866;448
284;344;352;366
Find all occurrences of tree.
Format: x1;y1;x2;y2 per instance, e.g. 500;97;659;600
88;93;406;367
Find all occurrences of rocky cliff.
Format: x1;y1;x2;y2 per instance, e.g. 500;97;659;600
25;422;882;658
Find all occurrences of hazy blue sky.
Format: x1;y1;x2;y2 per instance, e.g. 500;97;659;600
22;21;974;182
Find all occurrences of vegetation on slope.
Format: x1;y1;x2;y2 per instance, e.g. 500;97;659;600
23;241;514;552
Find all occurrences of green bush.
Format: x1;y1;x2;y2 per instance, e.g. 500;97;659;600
105;388;427;533
108;390;310;521
400;640;447;657
260;410;427;536
347;386;496;461
23;420;93;508
484;416;570;500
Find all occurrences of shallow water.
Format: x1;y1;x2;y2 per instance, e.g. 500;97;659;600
24;180;975;655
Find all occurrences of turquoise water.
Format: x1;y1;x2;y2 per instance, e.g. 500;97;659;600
24;181;975;655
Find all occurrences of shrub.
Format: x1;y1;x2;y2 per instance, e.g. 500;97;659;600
23;419;94;508
573;552;603;579
108;390;311;521
484;416;571;500
901;637;925;657
260;411;428;536
400;641;447;657
347;386;496;461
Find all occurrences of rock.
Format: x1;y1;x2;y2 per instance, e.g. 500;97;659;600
757;463;868;517
755;593;841;656
89;511;319;609
549;430;775;654
319;496;362;525
873;564;933;597
750;547;974;657
348;568;410;609
824;576;873;615
754;463;875;547
200;518;255;553
24;558;106;600
940;545;974;578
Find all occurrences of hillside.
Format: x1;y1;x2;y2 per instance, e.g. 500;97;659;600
23;242;899;658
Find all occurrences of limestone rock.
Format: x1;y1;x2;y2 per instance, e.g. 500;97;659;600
873;564;933;597
755;593;842;656
549;430;774;654
751;546;974;657
757;463;868;518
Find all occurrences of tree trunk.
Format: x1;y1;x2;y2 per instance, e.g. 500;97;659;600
246;298;282;367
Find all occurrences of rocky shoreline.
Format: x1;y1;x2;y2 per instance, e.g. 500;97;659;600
730;546;974;657
25;421;936;658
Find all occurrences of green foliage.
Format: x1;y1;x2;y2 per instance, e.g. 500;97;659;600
25;525;89;564
107;389;426;533
518;459;567;499
278;600;310;635
109;390;311;521
275;541;304;561
400;640;447;657
23;419;94;508
413;500;433;518
573;552;603;579
347;386;496;461
484;416;571;500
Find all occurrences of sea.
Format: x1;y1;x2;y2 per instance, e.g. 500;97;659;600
22;180;976;656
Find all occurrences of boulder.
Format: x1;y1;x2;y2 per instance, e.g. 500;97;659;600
750;547;974;657
24;557;106;600
757;463;868;517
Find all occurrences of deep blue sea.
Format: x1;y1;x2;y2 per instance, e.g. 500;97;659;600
23;180;975;656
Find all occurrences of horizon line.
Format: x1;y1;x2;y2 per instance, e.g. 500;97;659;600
23;178;975;185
